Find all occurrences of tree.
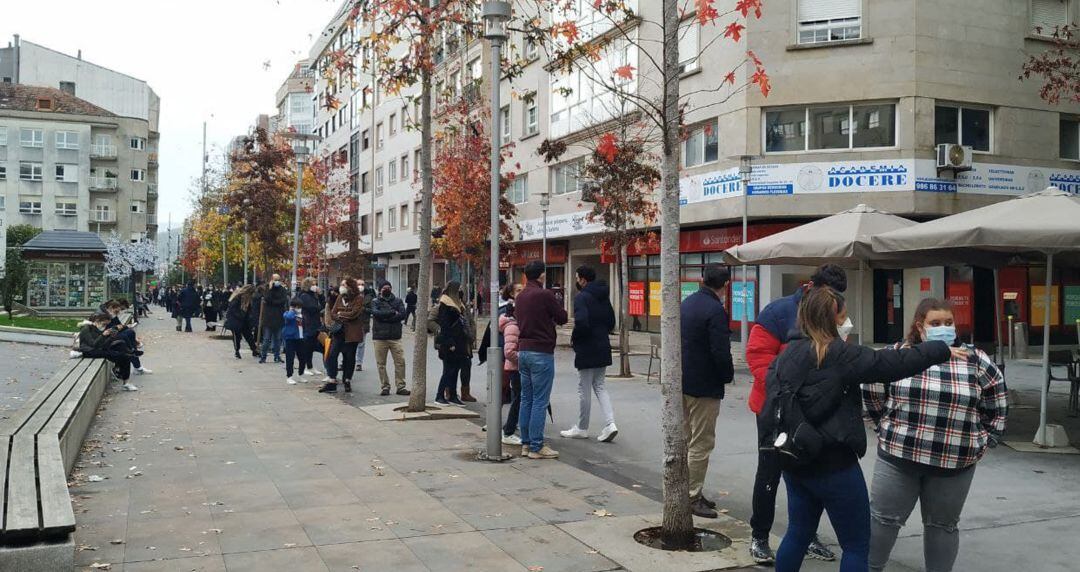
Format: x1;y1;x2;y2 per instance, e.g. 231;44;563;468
1021;24;1080;104
516;0;769;547
301;156;368;283
0;225;42;319
104;232;159;296
331;0;480;412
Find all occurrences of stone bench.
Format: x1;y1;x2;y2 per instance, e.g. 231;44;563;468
0;355;111;570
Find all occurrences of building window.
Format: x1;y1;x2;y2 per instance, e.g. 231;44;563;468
59;81;76;95
550;38;636;138
553;159;584;195
524;38;539;60
1031;0;1069;34
0;127;6;146
401;154;410;180
764;103;896;153
131;169;146;181
56;202;78;216
361;171;371;194
19;162;44;181
55;164;79;182
389;206;397;231
683;120;719;167
508;174;528;204
934;104;992;153
94;205;111;222
413;201;421;233
389;113;397;136
129;137;146;150
376;122;384;149
1061;117;1080;160
375;211;384;238
20;128;44;148
401;203;409;229
55;131;80;150
797;0;862;45
414;149;422;180
375;166;384;195
19;201;42;214
362;129;370;151
360;214;370;236
35;98;53;111
131;201;145;213
389;159;398;184
0;196;4;209
524;96;539;136
678;19;699;74
501;106;511;145
0;165;6;180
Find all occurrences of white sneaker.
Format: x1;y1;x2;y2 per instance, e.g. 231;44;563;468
134;367;152;375
121;383;139;392
286;377;297;385
321;376;332;383
297;376;309;383
597;423;619;443
560;426;588;439
306;369;321;376
501;434;522;446
69;350;83;359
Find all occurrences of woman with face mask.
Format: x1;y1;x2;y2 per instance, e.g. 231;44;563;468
863;298;1008;572
319;278;365;393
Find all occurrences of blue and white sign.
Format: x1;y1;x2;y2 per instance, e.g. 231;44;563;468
731;280;755;321
912;160;1080;196
518;210;604;241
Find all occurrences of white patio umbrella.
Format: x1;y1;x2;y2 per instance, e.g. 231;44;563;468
873;188;1080;447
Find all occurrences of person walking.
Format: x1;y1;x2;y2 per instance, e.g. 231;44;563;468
282;298;307;384
746;264;849;563
178;282;200;332
434;281;469;405
371;280;411;396
679;265;735;518
353;279;375;373
499;292;523;445
321;278;365;393
403;287;418;330
259;274;290;363
763;288;961;572
515;261;569;460
225;286;259;359
865;299;1008;572
298;278;323;376
560;265;618;443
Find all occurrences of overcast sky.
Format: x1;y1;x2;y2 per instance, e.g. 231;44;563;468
1;0;342;232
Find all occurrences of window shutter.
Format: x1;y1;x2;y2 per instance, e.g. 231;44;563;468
1031;0;1068;30
798;0;861;21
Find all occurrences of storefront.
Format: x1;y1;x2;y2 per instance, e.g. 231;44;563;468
21;230;109;314
502;241;570;292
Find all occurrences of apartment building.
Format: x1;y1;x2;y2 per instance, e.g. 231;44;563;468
0;36;160;243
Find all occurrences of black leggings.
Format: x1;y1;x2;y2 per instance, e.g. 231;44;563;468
83;350;132;381
233;328;257;355
750;423;784;540
300;337;317;371
325;337;359;381
284;338;306;377
503;371;521;436
437;355;466;400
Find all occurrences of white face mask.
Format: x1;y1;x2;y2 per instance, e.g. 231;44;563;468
837;317;854;342
339;286;349;295
310;286;318;293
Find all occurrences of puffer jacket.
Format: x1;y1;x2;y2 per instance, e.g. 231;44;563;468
747;288;805;413
571;280;615;370
371;293;406;340
499;314;520;372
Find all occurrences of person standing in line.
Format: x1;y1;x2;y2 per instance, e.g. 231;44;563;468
865;299;1008;572
225;286;259;360
746;263;848;564
561;265;618;443
259;274;290;364
764;288;960;572
403;286;418;330
430;285;441;306
458;305;478;403
371;280;411;397
321;278;365;394
248;284;265;358
282;298;307;384
499;287;523;445
353;279;375;373
679;264;735;518
434;281;469;405
515;261;569;460
178;282;200;333
297;278;323;377
203;285;220;331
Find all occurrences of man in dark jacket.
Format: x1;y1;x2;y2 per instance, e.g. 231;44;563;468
371;280;410;396
515;261;569;459
178;283;200;332
403;287;418;330
680;264;734;518
259;274;290;363
745;264;846;563
560;266;618;443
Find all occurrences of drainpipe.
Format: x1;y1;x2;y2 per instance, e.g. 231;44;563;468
13;34;20;84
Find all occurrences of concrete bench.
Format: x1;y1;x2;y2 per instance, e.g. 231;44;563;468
0;355;111;570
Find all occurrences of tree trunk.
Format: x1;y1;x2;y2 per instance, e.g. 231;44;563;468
617;241;631;377
407;66;435;413
658;0;694;549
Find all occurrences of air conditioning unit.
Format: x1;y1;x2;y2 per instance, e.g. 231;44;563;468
936;143;973;172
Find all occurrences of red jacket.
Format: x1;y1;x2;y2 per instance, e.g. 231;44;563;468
746;323;785;414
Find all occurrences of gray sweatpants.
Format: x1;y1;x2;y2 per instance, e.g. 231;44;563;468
869;455;976;572
576;367;615;431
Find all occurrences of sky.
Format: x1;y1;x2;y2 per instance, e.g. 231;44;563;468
0;0;343;233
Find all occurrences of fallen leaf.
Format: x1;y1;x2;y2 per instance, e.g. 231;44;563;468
76;544;98;551
528;566;544;572
109;539;125;545
591;509;613;517
89;563;112;570
284;543;298;548
87;475;104;482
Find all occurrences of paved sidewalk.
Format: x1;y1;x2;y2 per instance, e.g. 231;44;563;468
69;316;752;571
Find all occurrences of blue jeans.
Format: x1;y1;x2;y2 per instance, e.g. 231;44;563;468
261;327;282;360
518;351;555;452
777;463;870;572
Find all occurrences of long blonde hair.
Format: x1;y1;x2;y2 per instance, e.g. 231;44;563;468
230;285;255;311
797;287;845;367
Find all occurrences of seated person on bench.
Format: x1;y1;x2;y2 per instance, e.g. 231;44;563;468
77;312;141;392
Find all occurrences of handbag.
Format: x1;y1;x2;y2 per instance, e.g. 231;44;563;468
327;321;343;336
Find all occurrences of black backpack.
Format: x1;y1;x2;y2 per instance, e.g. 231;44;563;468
761;349;826;467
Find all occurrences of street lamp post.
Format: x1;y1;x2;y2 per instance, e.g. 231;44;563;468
739;156;752;345
540;191;550;288
291;143;309;292
480;0;511;462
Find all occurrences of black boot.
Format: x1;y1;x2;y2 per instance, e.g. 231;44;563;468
318;382;338;393
234;351;242;360
343;381;352;392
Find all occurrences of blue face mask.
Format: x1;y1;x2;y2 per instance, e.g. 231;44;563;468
925;325;956;345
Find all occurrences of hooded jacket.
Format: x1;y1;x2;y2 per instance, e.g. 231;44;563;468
499;314;520;371
746;287;805;413
571;279;615;370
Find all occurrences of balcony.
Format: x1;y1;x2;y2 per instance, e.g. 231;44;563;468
92;212;116;224
147;183;158;197
89;176;119;191
148;153;159;167
147;213;158;226
90;144;118;159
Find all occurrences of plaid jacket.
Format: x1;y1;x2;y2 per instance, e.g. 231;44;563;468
862;343;1008;470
